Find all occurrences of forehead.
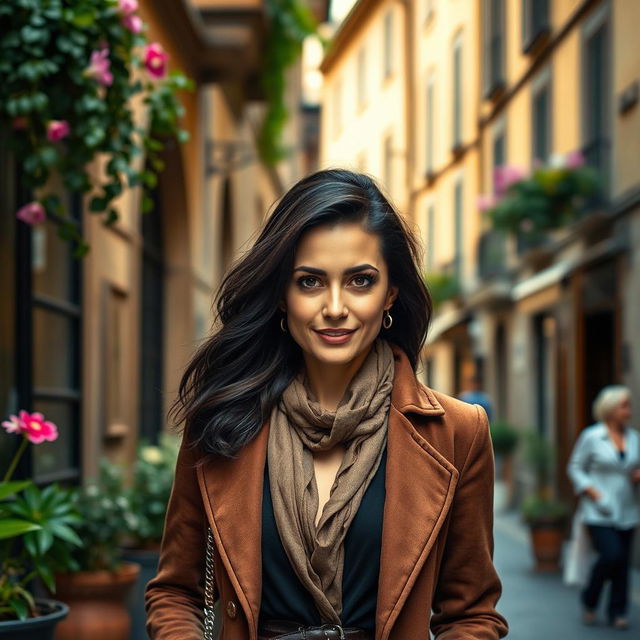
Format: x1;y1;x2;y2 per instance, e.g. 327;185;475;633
293;222;384;268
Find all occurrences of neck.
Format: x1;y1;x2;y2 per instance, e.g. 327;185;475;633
303;347;373;412
606;420;625;434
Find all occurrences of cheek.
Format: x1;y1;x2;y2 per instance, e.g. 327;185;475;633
285;290;317;322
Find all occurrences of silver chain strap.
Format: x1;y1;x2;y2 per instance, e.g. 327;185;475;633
203;526;217;640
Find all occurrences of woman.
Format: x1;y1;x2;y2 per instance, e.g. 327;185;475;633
567;385;640;630
145;169;508;640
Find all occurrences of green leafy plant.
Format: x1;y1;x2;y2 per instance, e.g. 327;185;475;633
478;151;601;237
490;421;520;456
0;411;83;621
424;271;461;309
123;434;180;549
520;429;569;523
259;0;319;164
67;458;135;572
0;0;193;256
521;494;569;522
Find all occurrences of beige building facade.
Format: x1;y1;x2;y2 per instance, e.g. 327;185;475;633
320;0;640;518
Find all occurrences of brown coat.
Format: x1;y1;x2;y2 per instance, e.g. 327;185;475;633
145;346;509;639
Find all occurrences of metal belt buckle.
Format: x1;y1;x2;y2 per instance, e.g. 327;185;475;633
321;624;346;640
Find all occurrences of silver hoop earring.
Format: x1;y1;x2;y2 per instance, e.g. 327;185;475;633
383;309;393;329
280;317;287;332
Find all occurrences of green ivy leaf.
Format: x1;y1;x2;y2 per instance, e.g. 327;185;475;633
142;194;154;213
104;208;119;226
89;196;107;213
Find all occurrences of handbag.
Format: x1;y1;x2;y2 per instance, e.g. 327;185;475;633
204;526;218;640
563;511;594;586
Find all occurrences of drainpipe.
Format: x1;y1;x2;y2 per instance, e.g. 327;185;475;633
401;0;416;222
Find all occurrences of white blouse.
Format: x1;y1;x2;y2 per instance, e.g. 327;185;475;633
567;422;640;529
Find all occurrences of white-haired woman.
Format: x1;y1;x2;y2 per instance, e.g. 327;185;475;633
567;385;640;630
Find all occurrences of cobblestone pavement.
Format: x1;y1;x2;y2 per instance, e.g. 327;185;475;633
493;511;640;639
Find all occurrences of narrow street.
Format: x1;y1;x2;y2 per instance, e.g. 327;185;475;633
493;512;640;639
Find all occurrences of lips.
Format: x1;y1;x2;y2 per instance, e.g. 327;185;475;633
314;329;356;336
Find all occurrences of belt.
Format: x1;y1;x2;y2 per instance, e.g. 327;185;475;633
258;620;372;640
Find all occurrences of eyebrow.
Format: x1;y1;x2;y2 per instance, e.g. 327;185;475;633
293;264;380;276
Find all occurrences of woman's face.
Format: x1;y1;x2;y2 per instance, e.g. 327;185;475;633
608;395;631;426
282;222;398;370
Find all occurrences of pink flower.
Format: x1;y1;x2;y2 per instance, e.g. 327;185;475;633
117;0;138;14
17;411;58;444
144;43;169;79
122;14;143;33
566;150;585;169
47;120;70;142
86;48;113;87
477;194;498;212
494;165;526;197
16;201;46;225
1;414;23;434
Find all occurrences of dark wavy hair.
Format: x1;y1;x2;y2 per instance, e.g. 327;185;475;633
173;169;432;459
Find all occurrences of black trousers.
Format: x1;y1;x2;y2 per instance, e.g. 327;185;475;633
582;525;634;620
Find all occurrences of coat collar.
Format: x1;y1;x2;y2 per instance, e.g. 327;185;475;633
389;342;444;418
197;344;455;640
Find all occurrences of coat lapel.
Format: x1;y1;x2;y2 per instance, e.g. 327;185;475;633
197;422;269;640
375;347;459;640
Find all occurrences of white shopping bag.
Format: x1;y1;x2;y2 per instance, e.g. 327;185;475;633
563;512;594;586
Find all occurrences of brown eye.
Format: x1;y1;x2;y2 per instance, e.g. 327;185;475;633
298;276;321;289
351;274;376;288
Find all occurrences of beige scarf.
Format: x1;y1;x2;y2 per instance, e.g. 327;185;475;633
267;338;395;624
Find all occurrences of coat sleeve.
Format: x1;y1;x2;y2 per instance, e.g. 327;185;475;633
567;429;595;496
145;435;208;639
430;405;509;639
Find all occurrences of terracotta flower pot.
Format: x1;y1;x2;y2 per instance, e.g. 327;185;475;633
0;599;69;640
53;561;141;640
527;519;566;572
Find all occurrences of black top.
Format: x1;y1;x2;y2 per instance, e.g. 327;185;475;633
259;447;387;633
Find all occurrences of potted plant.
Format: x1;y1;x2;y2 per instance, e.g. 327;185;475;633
0;410;83;639
53;459;140;640
490;421;519;512
120;433;180;640
478;151;601;241
520;430;570;572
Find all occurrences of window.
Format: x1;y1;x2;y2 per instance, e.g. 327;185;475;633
384;134;394;193
522;0;550;53
426;204;435;271
452;33;463;149
531;70;551;164
454;177;464;280
426;74;435;174
357;46;367;108
383;11;393;78
139;185;164;446
493;131;506;173
582;11;610;191
30;195;83;483
483;0;505;97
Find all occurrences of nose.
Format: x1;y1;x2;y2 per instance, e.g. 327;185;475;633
322;283;348;319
